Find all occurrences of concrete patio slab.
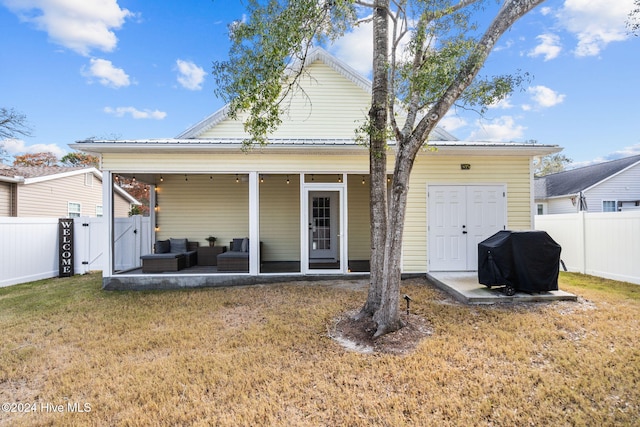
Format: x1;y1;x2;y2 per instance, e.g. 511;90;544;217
426;272;577;304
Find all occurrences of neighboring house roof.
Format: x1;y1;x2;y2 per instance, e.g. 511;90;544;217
175;47;458;142
0;165;139;204
536;154;640;199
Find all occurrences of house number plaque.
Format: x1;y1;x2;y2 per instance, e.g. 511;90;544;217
461;163;471;170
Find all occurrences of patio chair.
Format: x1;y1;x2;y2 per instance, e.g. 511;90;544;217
217;238;250;272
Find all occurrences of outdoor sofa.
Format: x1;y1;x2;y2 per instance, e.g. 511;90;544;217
217;238;258;272
140;238;199;273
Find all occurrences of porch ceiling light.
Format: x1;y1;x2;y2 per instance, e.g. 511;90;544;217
286;175;290;184
260;174;264;183
185;174;188;182
362;175;365;185
160;176;164;182
236;174;239;183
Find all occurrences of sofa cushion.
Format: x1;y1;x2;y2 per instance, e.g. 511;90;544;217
241;237;249;252
141;253;184;260
232;238;244;252
155;239;170;254
170;238;188;253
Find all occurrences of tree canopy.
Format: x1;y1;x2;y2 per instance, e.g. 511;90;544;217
535;153;573;177
61;152;100;168
13;152;59;167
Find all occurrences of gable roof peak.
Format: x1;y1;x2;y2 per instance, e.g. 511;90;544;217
176;46;458;142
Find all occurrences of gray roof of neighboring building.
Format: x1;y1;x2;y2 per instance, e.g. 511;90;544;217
0;165;88;179
0;165;139;204
536;154;640;198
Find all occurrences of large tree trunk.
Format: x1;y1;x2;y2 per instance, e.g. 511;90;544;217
372;139;419;336
363;0;546;337
360;0;389;317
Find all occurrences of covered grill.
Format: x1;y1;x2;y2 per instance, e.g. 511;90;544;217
478;230;561;296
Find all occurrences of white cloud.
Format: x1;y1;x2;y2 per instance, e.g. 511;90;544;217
528;85;566;108
104;107;166;120
528;33;562;61
488;97;515;110
176;60;206;91
0;137;66;158
557;0;634;57
438;114;467;133
2;0;134;56
468;116;526;142
329;22;373;75
82;58;130;88
329;16;415;76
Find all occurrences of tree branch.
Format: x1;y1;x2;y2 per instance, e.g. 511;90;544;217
412;0;545;146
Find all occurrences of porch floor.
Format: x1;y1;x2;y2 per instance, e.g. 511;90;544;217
426;272;577;304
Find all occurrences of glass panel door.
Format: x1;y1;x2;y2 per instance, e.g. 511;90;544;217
308;191;339;269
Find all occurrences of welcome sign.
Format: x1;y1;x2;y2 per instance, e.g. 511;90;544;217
59;218;74;277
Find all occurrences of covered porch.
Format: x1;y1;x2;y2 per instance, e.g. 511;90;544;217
103;170;377;289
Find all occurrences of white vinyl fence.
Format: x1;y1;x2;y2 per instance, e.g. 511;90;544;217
0;216;151;287
535;211;640;285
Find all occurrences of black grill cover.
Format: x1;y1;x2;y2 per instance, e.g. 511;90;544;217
478;230;561;293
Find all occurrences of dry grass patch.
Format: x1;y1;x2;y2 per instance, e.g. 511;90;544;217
0;273;639;426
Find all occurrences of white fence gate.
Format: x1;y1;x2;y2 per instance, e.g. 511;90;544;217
535;211;640;285
1;216;151;287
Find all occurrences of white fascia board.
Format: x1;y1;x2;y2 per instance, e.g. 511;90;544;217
23;167;101;184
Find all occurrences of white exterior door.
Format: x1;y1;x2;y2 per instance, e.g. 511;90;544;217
308;191;338;261
428;185;506;271
302;183;346;274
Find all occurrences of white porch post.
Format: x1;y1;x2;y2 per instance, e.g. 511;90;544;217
300;173;307;273
341;173;348;273
103;170;114;278
249;171;259;275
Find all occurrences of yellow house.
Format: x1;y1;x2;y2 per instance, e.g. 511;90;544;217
72;48;559;290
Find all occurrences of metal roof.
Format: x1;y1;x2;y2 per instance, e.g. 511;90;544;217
71;138;559;157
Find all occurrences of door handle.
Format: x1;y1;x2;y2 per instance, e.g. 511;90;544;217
462;231;468;234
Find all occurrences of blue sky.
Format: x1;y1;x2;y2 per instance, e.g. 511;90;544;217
1;0;638;166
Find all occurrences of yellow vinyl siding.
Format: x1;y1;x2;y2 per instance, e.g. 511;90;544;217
347;176;370;260
155;174;249;248
102;151;371;173
199;61;371;140
104;151;533;273
402;154;532;273
259;175;300;262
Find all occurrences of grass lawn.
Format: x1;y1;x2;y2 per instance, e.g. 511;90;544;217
1;273;638;426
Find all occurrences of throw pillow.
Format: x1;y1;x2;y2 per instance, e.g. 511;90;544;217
155;240;170;254
232;238;244;252
241;237;249;252
170;238;188;253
